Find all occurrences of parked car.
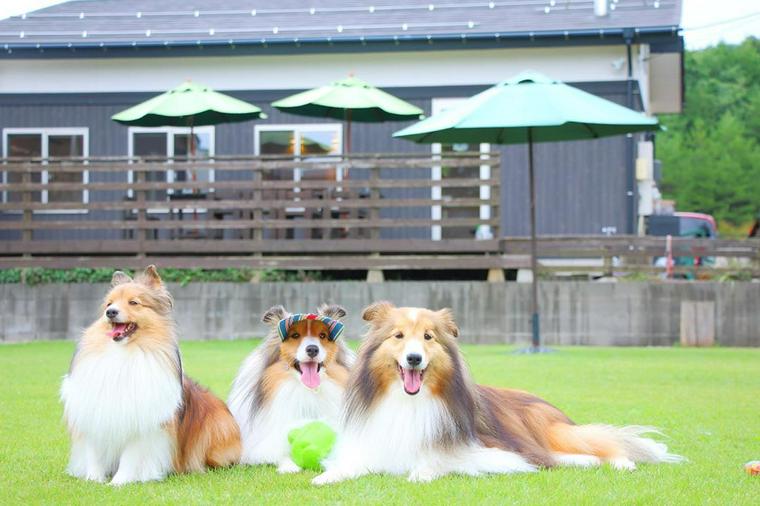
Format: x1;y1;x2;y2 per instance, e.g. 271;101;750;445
647;212;718;278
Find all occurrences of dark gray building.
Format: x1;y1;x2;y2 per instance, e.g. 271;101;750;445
0;0;683;238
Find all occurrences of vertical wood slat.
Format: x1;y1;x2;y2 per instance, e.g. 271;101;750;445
135;169;147;256
21;165;32;243
252;170;262;241
369;165;380;240
490;163;501;238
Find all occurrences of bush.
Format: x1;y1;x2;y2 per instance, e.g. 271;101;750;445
0;268;329;285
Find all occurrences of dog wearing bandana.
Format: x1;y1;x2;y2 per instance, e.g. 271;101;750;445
228;304;354;473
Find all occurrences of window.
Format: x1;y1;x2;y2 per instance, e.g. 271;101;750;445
2;128;89;207
127;126;215;200
255;124;343;183
430;99;491;240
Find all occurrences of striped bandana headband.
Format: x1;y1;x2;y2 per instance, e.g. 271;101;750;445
277;313;344;342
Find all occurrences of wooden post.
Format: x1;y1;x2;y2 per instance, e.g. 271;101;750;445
487;268;505;282
680;301;715;347
21;164;32;244
366;165;384;281
252;169;262;242
135;169;147;257
369;165;380;240
21;164;33;282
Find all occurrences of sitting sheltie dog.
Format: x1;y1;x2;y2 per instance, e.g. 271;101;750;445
60;266;241;485
228;304;354;473
313;302;682;484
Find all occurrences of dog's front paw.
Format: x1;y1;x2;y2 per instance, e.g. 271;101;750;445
109;472;134;486
312;469;348;486
407;467;439;483
277;458;302;474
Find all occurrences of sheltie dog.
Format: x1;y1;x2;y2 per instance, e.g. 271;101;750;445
228;304;354;473
60;266;241;485
313;301;682;484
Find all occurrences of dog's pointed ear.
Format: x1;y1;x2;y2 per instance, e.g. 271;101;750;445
111;270;132;287
139;265;163;289
317;304;347;321
262;305;288;325
362;301;394;324
436;308;459;338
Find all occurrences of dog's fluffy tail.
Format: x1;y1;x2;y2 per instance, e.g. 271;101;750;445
548;423;684;467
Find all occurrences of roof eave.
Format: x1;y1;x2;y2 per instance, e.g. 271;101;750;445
1;26;682;57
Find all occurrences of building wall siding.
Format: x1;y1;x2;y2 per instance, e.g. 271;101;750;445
0;81;641;238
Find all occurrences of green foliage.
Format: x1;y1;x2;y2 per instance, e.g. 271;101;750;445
0;268;328;285
658;38;760;227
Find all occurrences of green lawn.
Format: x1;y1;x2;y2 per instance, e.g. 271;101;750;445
1;341;759;505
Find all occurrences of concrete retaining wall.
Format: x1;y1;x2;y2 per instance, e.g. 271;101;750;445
1;281;758;346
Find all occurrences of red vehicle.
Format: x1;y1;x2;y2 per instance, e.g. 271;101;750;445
647;212;717;239
647;212;718;275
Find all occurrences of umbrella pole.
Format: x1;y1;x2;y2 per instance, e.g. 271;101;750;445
528;127;541;351
345;109;352;154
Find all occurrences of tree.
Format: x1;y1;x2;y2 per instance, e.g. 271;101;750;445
658;37;760;228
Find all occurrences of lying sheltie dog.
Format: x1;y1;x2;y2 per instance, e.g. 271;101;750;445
60;266;241;485
313;302;682;484
228;304;354;473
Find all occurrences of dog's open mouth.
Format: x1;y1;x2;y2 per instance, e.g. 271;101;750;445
398;364;424;395
294;360;323;389
108;322;137;342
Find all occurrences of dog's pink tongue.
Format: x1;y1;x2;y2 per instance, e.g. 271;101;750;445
299;362;320;389
402;368;422;394
109;323;128;338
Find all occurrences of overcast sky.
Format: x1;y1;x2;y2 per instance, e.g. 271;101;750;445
0;0;758;49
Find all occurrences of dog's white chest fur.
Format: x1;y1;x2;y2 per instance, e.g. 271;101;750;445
316;383;535;484
61;344;182;446
331;384;455;474
240;374;343;465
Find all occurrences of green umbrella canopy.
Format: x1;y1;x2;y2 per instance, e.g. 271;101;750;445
272;76;423;122
393;71;659;353
393;71;658;143
112;81;267;127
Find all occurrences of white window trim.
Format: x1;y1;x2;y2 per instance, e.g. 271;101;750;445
254;123;343;213
127;126;215;213
430;98;491;241
2;127;90;214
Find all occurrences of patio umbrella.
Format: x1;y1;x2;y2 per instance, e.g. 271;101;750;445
112;80;267;158
393;71;659;352
271;76;423;152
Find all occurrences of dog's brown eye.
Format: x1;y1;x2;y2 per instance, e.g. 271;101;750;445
319;332;327;339
129;300;139;306
424;333;433;341
290;333;300;339
395;332;404;339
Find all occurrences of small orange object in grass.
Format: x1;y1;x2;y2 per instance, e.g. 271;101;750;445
745;461;760;475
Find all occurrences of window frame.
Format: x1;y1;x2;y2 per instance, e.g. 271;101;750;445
126;125;216;200
254;123;344;213
430;98;491;241
2;127;90;213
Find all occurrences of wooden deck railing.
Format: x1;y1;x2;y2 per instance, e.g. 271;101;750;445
0;153;506;270
1;154;758;276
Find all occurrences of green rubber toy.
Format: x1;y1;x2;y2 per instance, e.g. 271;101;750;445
288;421;337;471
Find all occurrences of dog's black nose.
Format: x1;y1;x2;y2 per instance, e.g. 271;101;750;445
306;344;319;358
406;353;422;367
106;308;119;319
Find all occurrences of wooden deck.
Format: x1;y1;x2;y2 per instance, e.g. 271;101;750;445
1;153;506;270
1;153;758;276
